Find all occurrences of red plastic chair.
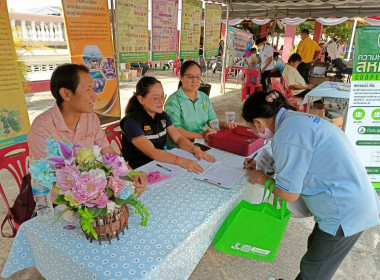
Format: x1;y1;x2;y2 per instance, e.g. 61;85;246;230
172;58;181;77
241;69;262;101
0;142;30;236
104;122;122;154
271;77;306;112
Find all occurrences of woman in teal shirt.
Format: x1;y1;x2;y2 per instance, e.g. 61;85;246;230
164;61;235;148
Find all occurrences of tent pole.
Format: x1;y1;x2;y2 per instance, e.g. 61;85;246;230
347;18;357;62
220;0;230;94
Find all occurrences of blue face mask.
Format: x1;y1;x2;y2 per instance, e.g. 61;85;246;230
254;119;274;139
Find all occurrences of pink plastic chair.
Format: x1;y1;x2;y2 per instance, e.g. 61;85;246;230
172;59;181;77
0;142;30;237
104;123;122;154
271;77;306;112
241;69;262;101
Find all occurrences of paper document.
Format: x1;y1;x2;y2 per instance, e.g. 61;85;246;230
167;148;200;161
256;149;275;177
136;160;184;188
195;162;246;189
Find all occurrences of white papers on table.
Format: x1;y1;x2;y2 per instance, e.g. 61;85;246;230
167;148;199;161
136;160;184;188
195;161;246;189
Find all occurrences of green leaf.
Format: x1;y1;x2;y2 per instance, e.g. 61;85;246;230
106;186;114;199
128;171;143;177
54;195;66;205
78;207;98;240
128;199;150;226
114;197;128;206
100;207;108;216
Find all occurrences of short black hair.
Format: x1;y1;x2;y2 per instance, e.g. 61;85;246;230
251;47;257;52
255;38;263;46
50;63;89;108
288;53;302;63
273;52;280;58
301;29;310;35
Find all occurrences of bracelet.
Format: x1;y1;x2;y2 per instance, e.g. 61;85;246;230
174;156;179;165
264;178;275;189
257;174;266;185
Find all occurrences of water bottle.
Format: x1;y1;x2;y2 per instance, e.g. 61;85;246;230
31;179;54;222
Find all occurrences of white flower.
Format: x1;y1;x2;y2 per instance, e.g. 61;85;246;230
56;204;78;223
125;180;135;193
92;145;102;161
106;201;116;215
82;168;106;178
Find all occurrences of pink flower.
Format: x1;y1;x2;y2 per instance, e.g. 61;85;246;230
108;176;125;196
102;153;129;178
72;174;109;208
55;166;80;194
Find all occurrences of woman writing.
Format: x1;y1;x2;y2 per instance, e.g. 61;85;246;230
164;61;236;148
121;76;216;173
242;90;380;280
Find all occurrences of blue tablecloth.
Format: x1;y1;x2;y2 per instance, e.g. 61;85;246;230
305;81;351;99
1;148;255;280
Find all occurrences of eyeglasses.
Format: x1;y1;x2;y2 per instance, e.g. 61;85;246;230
151;94;167;103
184;74;202;80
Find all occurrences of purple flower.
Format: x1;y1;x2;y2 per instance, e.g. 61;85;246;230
102;153;129;178
48;142;82;170
72;174;109;208
55;166;80;194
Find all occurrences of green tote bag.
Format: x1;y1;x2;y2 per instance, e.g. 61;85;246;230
213;184;291;262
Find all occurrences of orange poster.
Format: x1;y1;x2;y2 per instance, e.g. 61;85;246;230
0;0;30;148
61;0;120;120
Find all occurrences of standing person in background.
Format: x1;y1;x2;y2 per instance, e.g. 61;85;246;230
255;37;275;91
326;38;338;62
317;41;327;62
296;29;321;83
337;39;347;59
218;40;224;56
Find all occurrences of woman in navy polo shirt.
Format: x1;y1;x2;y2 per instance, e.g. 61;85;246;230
242;91;380;280
121;76;215;171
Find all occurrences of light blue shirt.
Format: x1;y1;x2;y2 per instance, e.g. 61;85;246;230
272;108;380;236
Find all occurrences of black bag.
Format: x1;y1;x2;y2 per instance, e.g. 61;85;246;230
199;81;211;96
1;174;36;238
332;58;347;71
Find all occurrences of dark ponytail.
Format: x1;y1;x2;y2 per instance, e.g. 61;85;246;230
242;90;297;122
177;60;202;89
125;76;161;115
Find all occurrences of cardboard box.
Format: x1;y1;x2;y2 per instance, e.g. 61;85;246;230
323;116;344;129
124;70;137;82
307;103;326;117
309;76;330;86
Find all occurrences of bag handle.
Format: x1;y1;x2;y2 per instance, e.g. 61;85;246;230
261;178;288;220
1;214;16;238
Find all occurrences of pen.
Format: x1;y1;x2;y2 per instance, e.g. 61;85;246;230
156;163;171;172
244;152;258;169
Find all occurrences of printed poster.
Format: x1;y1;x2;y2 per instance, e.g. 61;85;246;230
0;0;30;148
62;0;120;121
151;0;178;61
180;0;202;59
204;3;222;58
116;0;149;62
227;26;253;57
345;26;380;189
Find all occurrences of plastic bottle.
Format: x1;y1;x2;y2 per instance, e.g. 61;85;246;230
31;179;54;222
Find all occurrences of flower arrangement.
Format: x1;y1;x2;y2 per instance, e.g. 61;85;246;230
28;138;149;240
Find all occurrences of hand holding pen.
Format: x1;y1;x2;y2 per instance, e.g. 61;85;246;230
243;152;258;170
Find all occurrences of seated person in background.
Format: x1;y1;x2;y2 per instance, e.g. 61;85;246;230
121;76;216;173
130;62;149;76
282;53;314;98
272;52;285;74
245;55;261;87
28;63;147;194
164;61;237;149
317;41;327;62
251;47;259;59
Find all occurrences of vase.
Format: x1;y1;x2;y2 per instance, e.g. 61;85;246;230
82;204;129;245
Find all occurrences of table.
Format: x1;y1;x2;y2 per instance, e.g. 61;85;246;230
1;148;263;280
326;68;353;82
304;81;351;129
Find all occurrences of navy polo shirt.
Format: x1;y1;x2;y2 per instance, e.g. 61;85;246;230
121;107;172;169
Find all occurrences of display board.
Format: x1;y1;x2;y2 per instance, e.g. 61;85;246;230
180;0;202;59
204;3;222;58
151;0;178;61
0;0;30;148
345;26;380;190
116;0;149;62
62;0;120;120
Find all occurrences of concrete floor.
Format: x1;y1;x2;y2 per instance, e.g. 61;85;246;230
1;69;379;280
